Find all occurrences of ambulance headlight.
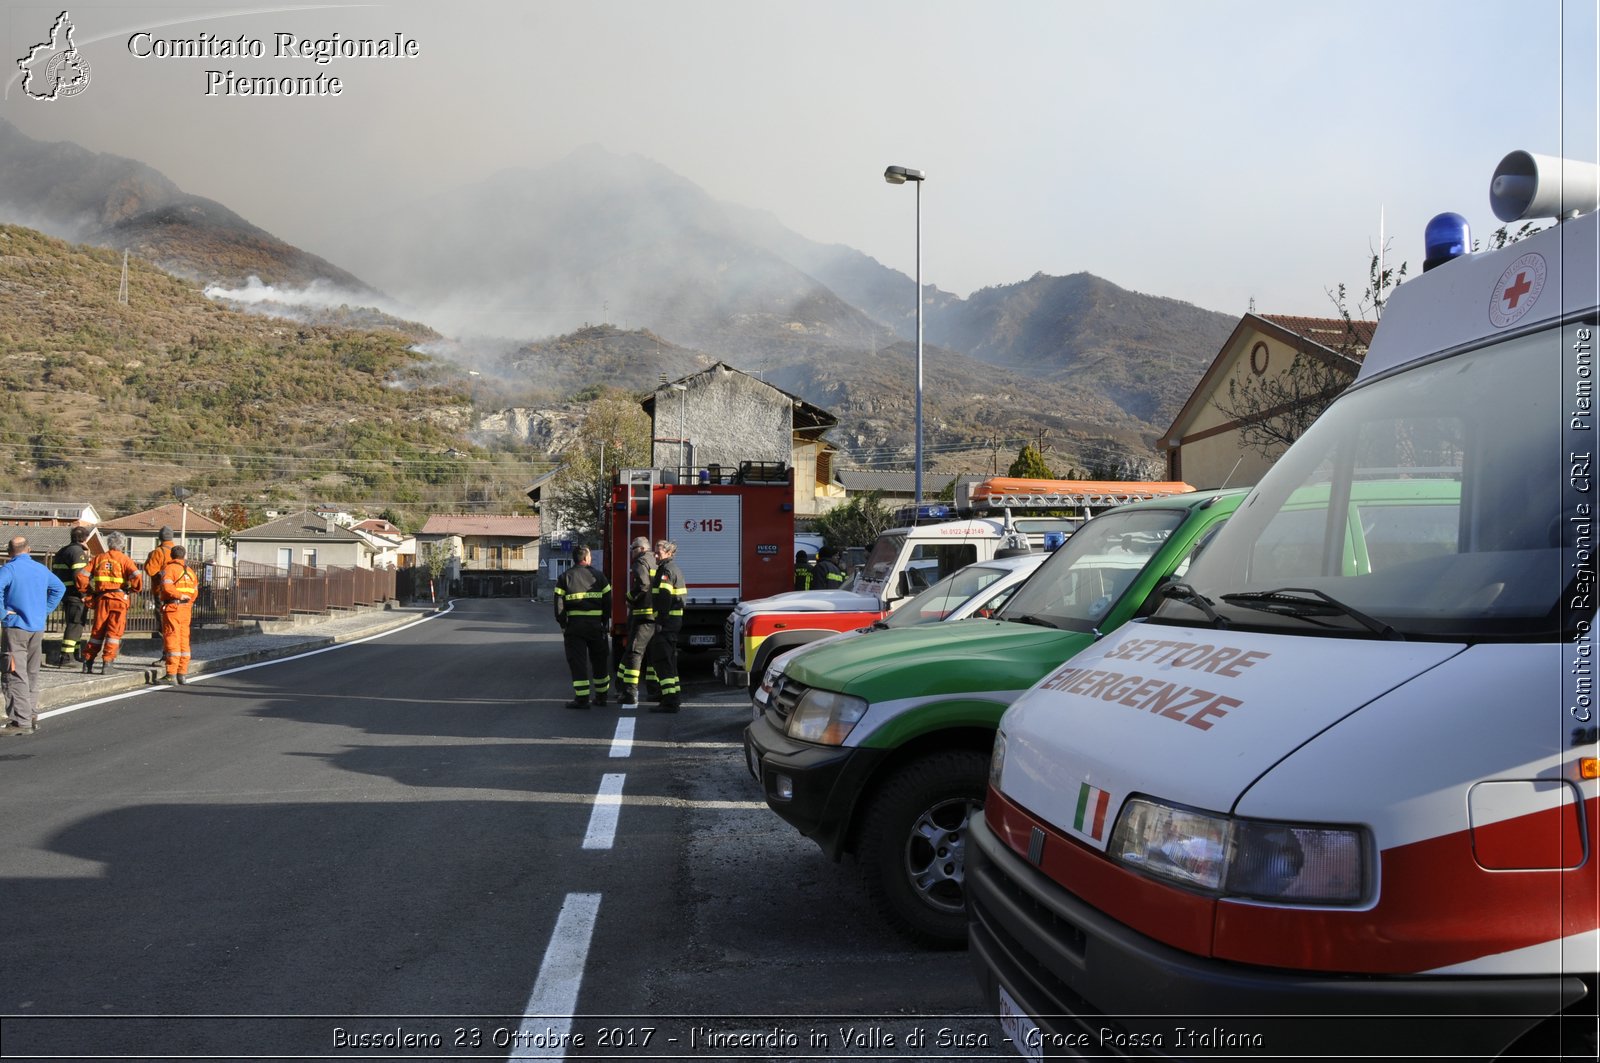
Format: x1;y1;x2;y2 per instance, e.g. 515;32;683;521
1109;798;1369;905
785;689;868;745
989;730;1007;790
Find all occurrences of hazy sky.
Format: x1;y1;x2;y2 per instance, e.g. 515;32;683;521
2;0;1595;319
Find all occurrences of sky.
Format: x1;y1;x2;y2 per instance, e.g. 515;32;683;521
1;0;1596;320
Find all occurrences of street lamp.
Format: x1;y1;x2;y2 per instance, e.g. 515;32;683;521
884;164;926;511
670;383;689;480
173;485;192;558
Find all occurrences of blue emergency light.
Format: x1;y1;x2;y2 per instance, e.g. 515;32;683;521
1423;212;1471;271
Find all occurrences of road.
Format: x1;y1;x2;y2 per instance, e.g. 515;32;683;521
0;599;1000;1062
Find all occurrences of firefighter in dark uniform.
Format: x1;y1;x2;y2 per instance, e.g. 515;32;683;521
616;536;655;710
48;525;91;666
793;550;814;591
647;538;687;712
554;545;611;710
814;544;848;588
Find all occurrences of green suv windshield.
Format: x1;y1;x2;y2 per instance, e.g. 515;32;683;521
999;507;1187;632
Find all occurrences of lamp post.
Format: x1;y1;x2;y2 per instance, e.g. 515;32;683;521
884;164;926;510
670;383;688;480
173;486;192;559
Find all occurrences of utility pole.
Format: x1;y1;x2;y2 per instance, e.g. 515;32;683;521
118;250;129;305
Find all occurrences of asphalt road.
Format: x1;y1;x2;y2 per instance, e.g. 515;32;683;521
0;599;1000;1063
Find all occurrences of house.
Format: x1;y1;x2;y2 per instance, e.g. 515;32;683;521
352;518;413;569
0;524;89;565
643;363;845;518
1160;313;1376;489
99;504;230;568
0;500;102;527
417;514;541;597
232;510;374;571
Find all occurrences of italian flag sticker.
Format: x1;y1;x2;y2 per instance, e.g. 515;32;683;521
1074;783;1111;840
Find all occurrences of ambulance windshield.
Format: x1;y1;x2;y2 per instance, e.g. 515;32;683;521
1164;320;1593;640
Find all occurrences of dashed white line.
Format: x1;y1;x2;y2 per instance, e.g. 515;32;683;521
581;772;626;850
608;717;636;758
512;891;601;1059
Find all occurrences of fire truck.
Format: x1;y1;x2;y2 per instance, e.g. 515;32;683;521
604;462;796;654
717;478;1196;692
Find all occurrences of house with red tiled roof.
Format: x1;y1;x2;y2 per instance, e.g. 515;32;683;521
99;503;231;567
417;514;541;597
1159;313;1376;488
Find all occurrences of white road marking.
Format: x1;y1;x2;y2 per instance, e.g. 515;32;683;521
512;891;601;1059
581;773;626;850
609;717;635;758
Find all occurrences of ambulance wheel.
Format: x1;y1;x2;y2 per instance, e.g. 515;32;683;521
856;749;988;948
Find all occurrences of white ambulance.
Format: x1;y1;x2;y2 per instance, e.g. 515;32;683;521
971;151;1599;1060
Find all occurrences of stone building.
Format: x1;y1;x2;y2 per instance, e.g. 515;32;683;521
643;362;844;517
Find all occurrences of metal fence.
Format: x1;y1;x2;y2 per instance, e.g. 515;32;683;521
43;562;399;635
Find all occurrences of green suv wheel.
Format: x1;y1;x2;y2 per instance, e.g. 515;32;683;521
856;749;988;948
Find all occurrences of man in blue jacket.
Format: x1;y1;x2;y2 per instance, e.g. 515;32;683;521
0;536;66;736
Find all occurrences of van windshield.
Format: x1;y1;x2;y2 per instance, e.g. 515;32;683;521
1000;507;1186;632
883;563;1017;627
1163;320;1593;640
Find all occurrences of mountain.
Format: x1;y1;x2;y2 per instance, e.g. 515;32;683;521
0;224;520;516
0;126;1235;473
0;118;370;291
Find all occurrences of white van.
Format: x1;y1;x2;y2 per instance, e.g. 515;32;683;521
970;151;1598;1060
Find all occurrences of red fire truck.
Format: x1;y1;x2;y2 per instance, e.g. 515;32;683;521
604;462;797;653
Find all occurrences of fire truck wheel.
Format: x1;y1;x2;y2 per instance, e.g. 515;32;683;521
855;749;988;949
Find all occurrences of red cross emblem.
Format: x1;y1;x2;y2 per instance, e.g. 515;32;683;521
1489;253;1547;328
1502;272;1533;309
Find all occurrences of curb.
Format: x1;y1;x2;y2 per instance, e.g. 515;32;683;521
37;610;432;711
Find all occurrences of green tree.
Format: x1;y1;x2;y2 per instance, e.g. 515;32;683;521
812;490;898;551
1007;444;1053;479
545;394;653;542
421;540;454;603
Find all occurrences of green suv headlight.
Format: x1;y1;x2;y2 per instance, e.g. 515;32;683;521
1108;797;1368;905
785;689;868;745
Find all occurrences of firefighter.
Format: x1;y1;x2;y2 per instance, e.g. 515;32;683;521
143;526;177;641
554;545;611;709
814;544;847;588
647;538;687;712
615;536;655;710
48;525;91;666
155;544;199;685
793;549;814;591
82;531;142;674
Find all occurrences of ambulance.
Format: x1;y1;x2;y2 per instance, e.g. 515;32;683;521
970;150;1599;1060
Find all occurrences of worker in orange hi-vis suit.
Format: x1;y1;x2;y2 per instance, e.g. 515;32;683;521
143;526;176;642
82;531;143;674
156;545;199;685
143;526;176;580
